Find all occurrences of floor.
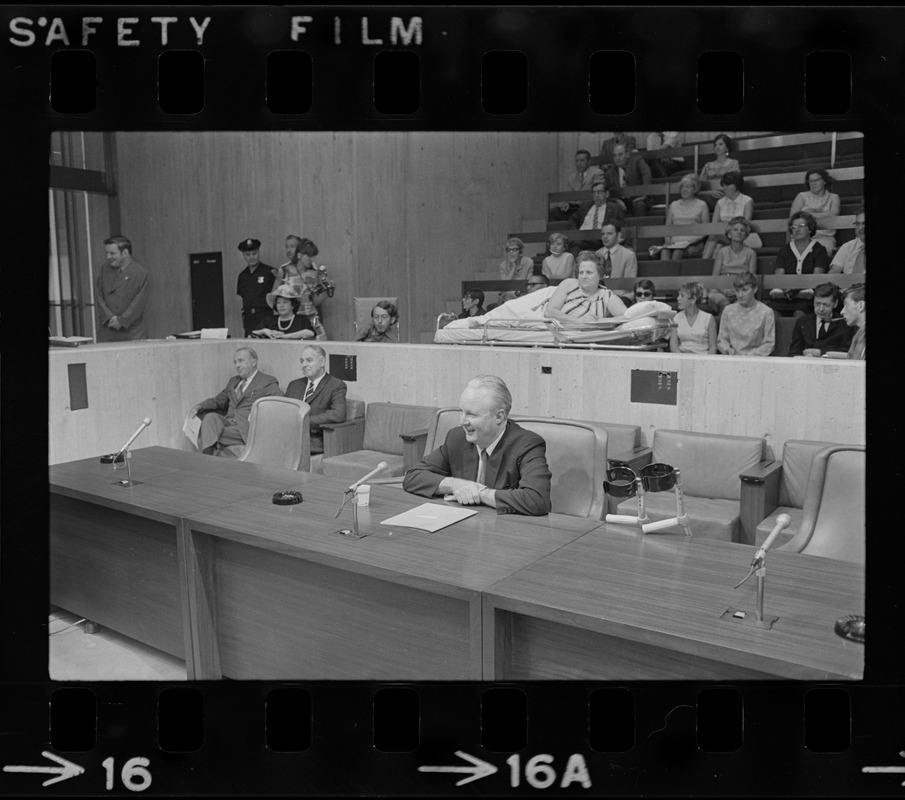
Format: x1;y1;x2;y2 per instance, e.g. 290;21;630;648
48;608;187;681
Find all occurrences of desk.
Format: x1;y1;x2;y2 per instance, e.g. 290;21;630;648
184;480;599;680
50;447;599;680
483;526;864;680
49;447;326;677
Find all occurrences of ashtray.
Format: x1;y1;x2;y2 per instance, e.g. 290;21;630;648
834;614;865;644
272;490;303;506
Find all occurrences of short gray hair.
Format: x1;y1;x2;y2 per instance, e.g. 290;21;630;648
302;344;326;360
235;346;258;361
466;375;512;416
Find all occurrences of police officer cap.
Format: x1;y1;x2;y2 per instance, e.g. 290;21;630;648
238;238;261;251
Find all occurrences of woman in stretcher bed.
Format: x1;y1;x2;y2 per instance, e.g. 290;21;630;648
543;250;628;323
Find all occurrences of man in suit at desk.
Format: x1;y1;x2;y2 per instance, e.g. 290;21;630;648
569;179;626;256
285;344;347;455
403;375;552;516
603;143;652;216
788;282;853;357
190;347;283;455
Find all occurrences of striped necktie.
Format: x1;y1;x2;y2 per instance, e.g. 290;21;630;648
476;450;488;485
304;380;315;403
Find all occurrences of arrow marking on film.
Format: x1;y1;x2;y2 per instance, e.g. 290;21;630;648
3;751;85;787
418;750;498;786
862;750;905;785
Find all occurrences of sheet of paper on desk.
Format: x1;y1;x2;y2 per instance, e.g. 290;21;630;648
183;412;202;446
49;335;93;347
380;503;477;532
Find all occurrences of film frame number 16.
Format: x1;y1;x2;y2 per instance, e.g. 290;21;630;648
101;757;152;792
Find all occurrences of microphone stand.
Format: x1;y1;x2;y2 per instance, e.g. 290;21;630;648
332;487;365;539
112;447;142;487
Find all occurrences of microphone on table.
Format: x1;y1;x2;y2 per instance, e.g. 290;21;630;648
750;513;792;567
346;462;388;494
101;418;152;464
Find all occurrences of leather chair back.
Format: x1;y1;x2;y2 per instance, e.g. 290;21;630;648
652;429;765;501
240;396;311;471
778;439;847;508
778;445;865;565
505;417;609;519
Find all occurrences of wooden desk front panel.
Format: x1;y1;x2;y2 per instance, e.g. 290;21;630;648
209;535;479;680
50;494;185;659
484;529;864;681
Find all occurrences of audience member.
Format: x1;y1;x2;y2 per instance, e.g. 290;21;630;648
658;174;710;260
544;251;628;323
769;212;829;316
499;237;535;281
566;149;605;191
646;131;686;178
403;375;552;515
595;222;638;278
524;274;550;294
236;238;276;337
251;285;316;340
604;143;652;216
273;234;306;292
458;289;486;319
599;133;637;164
285;344;348;455
702;172;762;258
541;233;575;280
842;284;866;360
789;168;841;256
788;282;853;357
717;272;775;356
96;234;150;342
189;347;283;455
698;134;741;210
356;300;399;342
706;216;759;316
829;210;865;274
622;278;656;308
570;179;625;254
669;282;717;354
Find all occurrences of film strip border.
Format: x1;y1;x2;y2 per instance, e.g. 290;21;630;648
3;683;905;794
2;6;896;126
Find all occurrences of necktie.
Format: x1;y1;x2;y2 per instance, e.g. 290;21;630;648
237;379;246;397
619;167;626;187
818;321;826;338
476;450;488;485
592;205;600;229
304;381;315;403
603;250;612;276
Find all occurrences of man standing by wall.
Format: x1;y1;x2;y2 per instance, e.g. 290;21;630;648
95;235;150;341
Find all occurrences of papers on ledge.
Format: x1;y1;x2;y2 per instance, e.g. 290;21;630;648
380;502;477;532
183;412;202;446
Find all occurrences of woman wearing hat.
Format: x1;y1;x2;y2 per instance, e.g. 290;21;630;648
251;285;316;339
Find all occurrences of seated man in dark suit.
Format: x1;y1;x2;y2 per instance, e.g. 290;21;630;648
603;143;652;216
286;344;347;455
190;347;283;455
403;375;551;516
788;282;853;357
569;179;626;256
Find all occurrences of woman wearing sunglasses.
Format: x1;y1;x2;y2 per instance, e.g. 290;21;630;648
768;212;830;316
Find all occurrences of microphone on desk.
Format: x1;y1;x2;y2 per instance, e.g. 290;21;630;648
116;417;152;457
347;462;388;493
751;513;792;566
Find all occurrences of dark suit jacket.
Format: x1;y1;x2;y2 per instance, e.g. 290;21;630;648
788;314;853;356
286;372;347;452
603;157;652;199
570;200;626;233
402;420;552;516
197;371;283;439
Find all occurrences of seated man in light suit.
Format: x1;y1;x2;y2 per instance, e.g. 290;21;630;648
285;344;347;455
190;347;283;455
403;375;552;516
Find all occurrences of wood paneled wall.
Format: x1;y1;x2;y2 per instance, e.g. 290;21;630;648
114;132;561;343
50;341;865;466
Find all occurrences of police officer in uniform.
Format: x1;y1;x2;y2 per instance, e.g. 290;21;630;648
236;238;276;337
